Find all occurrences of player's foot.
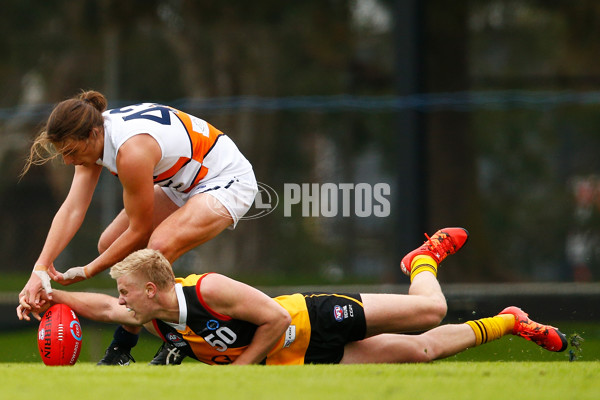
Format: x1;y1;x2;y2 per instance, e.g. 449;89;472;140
96;345;135;366
401;227;469;275
499;306;568;352
149;342;186;365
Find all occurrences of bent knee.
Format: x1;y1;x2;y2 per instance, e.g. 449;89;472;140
147;237;169;256
421;298;448;328
97;234;112;255
432;298;448;321
147;236;177;261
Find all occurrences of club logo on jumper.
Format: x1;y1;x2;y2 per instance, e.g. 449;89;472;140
333;305;344;322
207;319;220;331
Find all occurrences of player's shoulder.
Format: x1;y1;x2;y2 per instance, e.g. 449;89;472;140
176;273;229;291
176;273;204;288
105;102;162;114
195;273;240;301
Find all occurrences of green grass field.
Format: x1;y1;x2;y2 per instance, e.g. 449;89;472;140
1;321;599;399
0;362;598;400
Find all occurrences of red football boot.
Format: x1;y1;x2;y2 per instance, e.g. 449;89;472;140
499;306;568;352
400;227;469;276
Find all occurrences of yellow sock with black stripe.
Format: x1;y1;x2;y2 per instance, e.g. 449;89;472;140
410;255;438;282
465;314;515;346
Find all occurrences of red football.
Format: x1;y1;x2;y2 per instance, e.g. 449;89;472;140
37;304;83;366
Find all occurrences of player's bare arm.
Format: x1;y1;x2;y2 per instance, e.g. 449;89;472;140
17;289;138;326
19;165;102;308
67;135;161;281
54;290;139;326
200;274;292;365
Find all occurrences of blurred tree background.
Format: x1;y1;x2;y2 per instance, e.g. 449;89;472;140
1;0;600;286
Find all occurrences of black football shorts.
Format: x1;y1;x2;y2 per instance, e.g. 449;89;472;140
302;292;366;364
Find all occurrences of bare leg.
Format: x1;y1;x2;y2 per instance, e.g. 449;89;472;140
362;271;447;336
98;186;233;262
98;185;179;254
147;193;233;262
341;323;476;364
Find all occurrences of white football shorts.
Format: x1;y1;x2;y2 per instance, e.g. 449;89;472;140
161;137;258;229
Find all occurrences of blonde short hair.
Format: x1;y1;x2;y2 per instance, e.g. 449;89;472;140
110;249;175;289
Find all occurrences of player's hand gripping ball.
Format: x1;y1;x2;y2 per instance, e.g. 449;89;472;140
37;304;82;366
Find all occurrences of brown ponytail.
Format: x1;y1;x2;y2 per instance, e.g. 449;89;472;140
21;90;108;177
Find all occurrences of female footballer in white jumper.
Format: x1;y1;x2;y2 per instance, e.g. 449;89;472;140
18;90;257;364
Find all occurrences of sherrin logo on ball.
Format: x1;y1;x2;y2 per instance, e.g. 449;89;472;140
37;304;83;366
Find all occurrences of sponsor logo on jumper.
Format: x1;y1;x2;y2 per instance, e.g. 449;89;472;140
283;325;297;348
207;319;220;330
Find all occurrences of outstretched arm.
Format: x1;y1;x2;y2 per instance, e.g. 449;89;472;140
19;165;102;308
17;289;141;327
